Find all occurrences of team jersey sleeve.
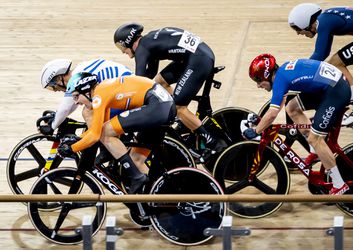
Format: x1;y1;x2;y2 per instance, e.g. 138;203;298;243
270;73;288;109
135;45;159;79
51;94;78;130
71;93;107;153
310;15;345;61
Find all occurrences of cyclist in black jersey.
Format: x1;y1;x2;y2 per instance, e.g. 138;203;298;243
114;23;226;156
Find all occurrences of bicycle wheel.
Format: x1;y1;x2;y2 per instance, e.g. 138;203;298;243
28;167;107;244
202;106;252;173
334;143;353;216
6;133;79;196
213;141;290;218
149;167;226;246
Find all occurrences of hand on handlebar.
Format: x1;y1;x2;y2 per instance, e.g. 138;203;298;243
37;111;56;135
57;134;80;158
240;113;261;141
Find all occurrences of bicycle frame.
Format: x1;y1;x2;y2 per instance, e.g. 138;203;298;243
250;119;353;190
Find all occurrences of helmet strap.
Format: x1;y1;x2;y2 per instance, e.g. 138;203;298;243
83;93;92;102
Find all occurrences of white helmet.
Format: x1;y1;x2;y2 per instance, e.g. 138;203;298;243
40;59;72;89
288;3;322;31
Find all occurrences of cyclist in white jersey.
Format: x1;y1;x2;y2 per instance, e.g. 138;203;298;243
40;58;133;134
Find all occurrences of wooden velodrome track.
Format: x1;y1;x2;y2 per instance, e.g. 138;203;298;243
0;0;353;249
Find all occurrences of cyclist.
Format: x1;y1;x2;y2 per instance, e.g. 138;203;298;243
247;54;350;195
57;73;176;194
113;23;227;158
287;3;353;135
40;58;133;134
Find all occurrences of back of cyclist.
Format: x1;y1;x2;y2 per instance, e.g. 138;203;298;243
57;73;176;194
113;23;226;157
247;54;350;195
40;58;133;134
288;3;353;127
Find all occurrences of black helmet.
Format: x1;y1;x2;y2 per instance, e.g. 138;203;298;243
114;22;144;49
66;72;98;94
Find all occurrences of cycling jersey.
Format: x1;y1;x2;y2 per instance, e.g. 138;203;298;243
51;58;133;129
271;59;351;135
311;7;353;61
134;27;215;105
71;75;175;153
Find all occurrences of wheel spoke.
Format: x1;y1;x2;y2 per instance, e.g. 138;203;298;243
225;179;250;194
14;168;39;182
252;177;277;194
26;144;46;167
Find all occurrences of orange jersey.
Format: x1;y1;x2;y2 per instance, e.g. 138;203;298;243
71;75;154;152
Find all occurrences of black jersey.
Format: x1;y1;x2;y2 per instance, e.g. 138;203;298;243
134;27;215;78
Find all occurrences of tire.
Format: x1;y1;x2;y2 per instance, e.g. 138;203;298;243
149;167;226;246
6;133;79;197
334;143;353;216
202;107;253;173
27;168;107;244
213;141;290;218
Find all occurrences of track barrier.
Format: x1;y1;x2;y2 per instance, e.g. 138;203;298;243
0;194;352;202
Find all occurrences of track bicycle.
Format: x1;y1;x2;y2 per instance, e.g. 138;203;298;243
213;107;353;219
7;112;196;198
27;138;226;246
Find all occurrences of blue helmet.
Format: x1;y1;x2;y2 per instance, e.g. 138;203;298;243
66;72;98;94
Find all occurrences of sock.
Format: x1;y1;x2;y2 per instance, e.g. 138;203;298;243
194;125;215;145
328;166;345;188
117;152;144;180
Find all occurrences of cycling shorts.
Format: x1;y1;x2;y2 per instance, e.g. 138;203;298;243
337;42;353;66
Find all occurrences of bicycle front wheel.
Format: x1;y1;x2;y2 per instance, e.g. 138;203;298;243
202;106;252;173
149;167;226;246
7;133;79;197
28;168;107;244
213;141;290;218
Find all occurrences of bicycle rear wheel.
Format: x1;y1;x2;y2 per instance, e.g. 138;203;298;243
149;167;226;246
28;168;106;244
335;143;353;216
202;107;252;173
6;133;79;197
213;141;290;218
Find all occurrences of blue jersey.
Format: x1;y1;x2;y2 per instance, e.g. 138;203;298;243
311;7;353;60
270;59;343;108
65;58;133;97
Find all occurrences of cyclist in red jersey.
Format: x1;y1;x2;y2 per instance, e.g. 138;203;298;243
57;72;176;194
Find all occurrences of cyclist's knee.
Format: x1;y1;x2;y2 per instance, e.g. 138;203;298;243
286;98;302;117
307;132;323;147
100;122;118;143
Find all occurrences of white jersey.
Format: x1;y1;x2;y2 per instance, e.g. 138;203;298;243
51;58;133;129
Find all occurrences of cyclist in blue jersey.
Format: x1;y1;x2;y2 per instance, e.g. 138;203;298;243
246;54;350;195
288;3;353;132
40;58;133;134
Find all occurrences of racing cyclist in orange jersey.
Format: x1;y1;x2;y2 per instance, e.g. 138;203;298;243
57;73;176;194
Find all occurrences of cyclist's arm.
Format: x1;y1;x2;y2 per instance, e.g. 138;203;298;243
135;46;159;79
71;95;106;153
255;106;280;134
51;94;78;130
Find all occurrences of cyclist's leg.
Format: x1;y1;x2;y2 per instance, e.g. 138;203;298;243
286;93;322;164
310;77;351;194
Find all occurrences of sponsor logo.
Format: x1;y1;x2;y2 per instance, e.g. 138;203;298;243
92;95;102;109
175;69;193;95
116;93;124;100
168;48;186;53
122;28;137;46
263;58;271;79
14;138;47;160
92;169;124;195
319;106;335;129
285;60;297;70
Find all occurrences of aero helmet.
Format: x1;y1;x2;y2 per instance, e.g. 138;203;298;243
40;59;72;90
288;3;322;31
66;72;98;94
114;22;144;49
249;54;278;83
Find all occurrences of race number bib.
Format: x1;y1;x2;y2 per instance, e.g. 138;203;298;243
177;30;201;53
319;62;342;82
153;84;173;102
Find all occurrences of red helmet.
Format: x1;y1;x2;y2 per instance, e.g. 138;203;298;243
249;54;277;83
